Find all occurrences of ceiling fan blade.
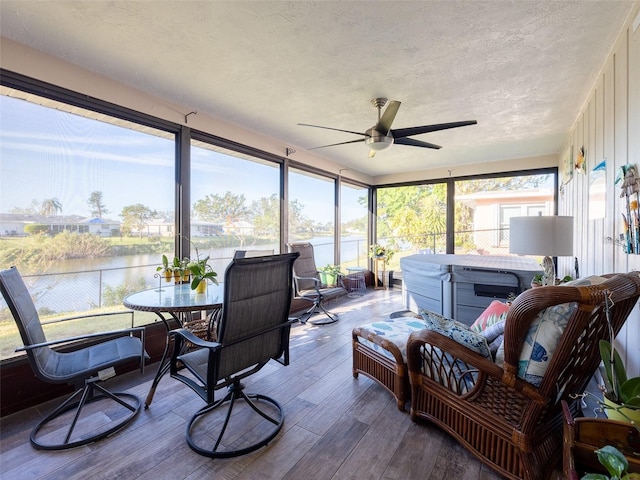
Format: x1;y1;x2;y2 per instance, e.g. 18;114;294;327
391;120;477;139
394;137;441;149
298;123;367;137
307;138;365;150
375;100;401;134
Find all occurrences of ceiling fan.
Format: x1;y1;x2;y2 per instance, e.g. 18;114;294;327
298;98;477;158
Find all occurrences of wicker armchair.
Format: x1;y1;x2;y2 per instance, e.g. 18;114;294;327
406;272;640;480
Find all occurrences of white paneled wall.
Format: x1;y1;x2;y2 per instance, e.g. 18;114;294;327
559;5;640;376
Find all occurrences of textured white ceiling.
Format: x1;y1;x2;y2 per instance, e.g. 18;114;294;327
0;1;634;177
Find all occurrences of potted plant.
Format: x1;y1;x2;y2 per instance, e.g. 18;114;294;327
171;256;183;282
531;273;544;288
599;339;640;423
187;255;218;293
368;244;395;265
581;445;640;479
156;254;173;282
318;264;342;287
180;257;191;283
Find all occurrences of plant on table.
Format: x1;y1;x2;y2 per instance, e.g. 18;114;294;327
156;254;173;281
171;256;184;281
368;243;394;265
187;255;218;292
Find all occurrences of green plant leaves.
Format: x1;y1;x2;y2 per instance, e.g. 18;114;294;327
621;378;640;406
600;340;628;402
596;445;628;478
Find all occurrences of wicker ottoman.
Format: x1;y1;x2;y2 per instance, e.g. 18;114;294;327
352;316;425;411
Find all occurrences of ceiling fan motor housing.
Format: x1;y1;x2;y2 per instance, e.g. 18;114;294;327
365;127;394;151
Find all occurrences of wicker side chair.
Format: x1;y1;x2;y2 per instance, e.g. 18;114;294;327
406;272;640;480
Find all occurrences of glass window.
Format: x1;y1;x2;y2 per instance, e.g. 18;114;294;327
190;140;281;275
340;182;368;268
0;90;176;359
455;173;554;254
375;183;448;268
499;205;523;246
288;168;335;266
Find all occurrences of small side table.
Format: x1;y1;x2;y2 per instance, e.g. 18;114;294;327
373;257;387;290
346;267;366;297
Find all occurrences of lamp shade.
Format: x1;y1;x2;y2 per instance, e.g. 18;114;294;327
509;216;574;257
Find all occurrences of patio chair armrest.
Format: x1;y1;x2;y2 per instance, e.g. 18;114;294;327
169;328;222;350
16;326;146;351
294;275;322;293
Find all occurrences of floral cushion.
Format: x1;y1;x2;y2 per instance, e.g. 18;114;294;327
470;300;510;333
419;309;491;359
355;317;427;363
495;275;606;386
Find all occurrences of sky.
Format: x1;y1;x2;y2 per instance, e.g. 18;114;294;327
0;94;365;224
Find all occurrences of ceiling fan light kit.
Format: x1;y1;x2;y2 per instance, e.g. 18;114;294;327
299;97;477;157
364;131;394;151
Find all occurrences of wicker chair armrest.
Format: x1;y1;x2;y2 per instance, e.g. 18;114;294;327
407;329;500;376
407;329;546;403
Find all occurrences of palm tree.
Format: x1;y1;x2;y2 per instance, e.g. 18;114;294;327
40;198;62;216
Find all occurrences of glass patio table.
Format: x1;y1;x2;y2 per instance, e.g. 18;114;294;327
124;282;224;407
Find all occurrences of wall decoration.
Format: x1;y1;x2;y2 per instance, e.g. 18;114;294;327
575;146;586;173
615;164;640;253
588;160;606;220
562;145;573;184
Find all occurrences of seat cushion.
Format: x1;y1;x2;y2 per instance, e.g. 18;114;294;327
299;285;346;300
355;317;427;363
48;336;144;381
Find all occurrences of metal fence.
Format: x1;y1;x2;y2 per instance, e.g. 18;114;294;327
0;229;513;359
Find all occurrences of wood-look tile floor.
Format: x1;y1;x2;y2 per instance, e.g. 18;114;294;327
0;288;506;480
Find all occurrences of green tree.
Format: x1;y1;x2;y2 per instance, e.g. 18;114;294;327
287;199;310;236
87;191;109;218
250;194;280;237
120;204;156;238
40;198;62;216
9;199;40;215
377;184;447;250
376;174;551;253
24;224;51;235
193;191;248;223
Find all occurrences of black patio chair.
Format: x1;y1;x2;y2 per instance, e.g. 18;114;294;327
168;252;298;457
287;242;346;324
0;266;148;450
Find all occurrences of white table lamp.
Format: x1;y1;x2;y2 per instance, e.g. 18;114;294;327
509;215;574;286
